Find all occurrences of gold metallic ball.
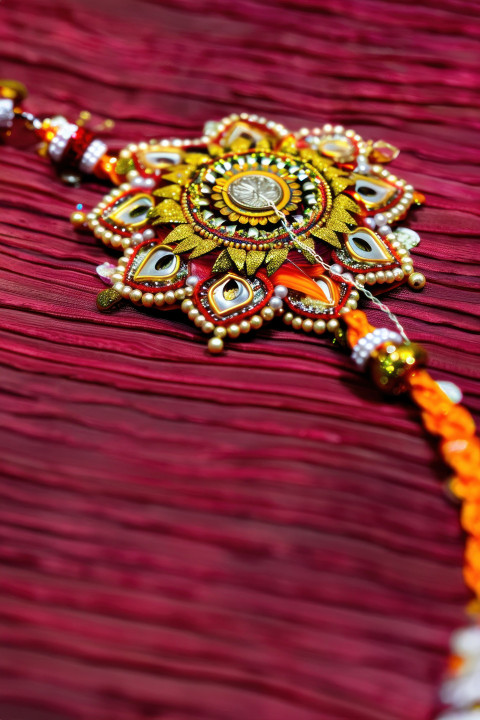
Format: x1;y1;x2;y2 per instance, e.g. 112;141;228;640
313;320;326;335
70;210;87;228
0;79;28;101
227;324;241;338
214;326;227;338
239;320;251;334
370;341;428;394
208;337;224;354
407;272;426;290
291;316;303;330
250;315;263;330
261;306;275;321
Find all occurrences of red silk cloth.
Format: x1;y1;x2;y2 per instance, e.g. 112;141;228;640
0;1;479;718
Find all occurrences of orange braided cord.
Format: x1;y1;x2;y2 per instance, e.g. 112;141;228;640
343;309;375;348
343;310;480;597
404;371;480;596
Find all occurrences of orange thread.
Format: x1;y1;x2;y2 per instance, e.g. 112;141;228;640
343;309;480;597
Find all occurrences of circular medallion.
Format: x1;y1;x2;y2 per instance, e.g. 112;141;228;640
227;173;284;210
183;151;331;250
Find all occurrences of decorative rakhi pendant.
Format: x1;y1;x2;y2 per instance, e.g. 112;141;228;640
66;113;425;353
4;82;480;718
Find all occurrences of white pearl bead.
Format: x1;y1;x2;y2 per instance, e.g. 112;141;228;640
330;264;343;276
131;232;143;245
142;228;155;240
274;284;288;298
269;296;283;310
374;213;386;226
186;275;199;287
365;217;376;228
378;224;392;235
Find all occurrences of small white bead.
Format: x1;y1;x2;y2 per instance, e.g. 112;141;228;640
378;224;392;235
269;296;283;310
186;275;199;287
330;264;343;276
142;228;155;240
374;213;386;226
131;232;144;245
274;285;288;298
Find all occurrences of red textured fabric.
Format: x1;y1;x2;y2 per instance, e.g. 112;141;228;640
0;1;479;719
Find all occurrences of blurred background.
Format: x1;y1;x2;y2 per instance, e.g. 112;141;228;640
0;0;479;719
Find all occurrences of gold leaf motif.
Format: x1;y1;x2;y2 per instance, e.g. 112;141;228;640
293;236;316;264
326;219;350;233
255;138;271;151
173;234;203;254
115;157;135;176
150;199;185;225
164;224;195;244
245;250;266;275
228;247;247;271
335;195;362;214
277;136;298;155
212;249;233;273
229;137;252;153
184;152;210;167
189;238;219;258
331;177;354;195
208;143;223;157
161;165;194;186
153;184;182;201
309;225;342;248
266;247;289;275
300;148;324;165
329;210;353;227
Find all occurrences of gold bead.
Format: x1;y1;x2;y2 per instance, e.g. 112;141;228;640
313;320;326;334
194;314;205;327
214;326;227;338
291;317;303;330
208;337;224;354
164;291;176;304
261;306;275;321
175;288;186;301
408;272;426;290
202;321;215;334
239;320;251;334
227;324;241;338
188;308;199;320
283;312;294;325
327;319;339;332
130;289;142;303
370;341;428;394
70;210;87;228
141;293;154;307
181;299;193;312
302;319;313;332
250;315;263;330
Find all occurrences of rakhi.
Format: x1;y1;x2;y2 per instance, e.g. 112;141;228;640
2;80;480;717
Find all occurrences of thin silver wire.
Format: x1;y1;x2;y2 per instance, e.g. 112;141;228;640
259;195;410;343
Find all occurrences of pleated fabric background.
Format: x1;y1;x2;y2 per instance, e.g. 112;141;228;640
0;1;479;718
